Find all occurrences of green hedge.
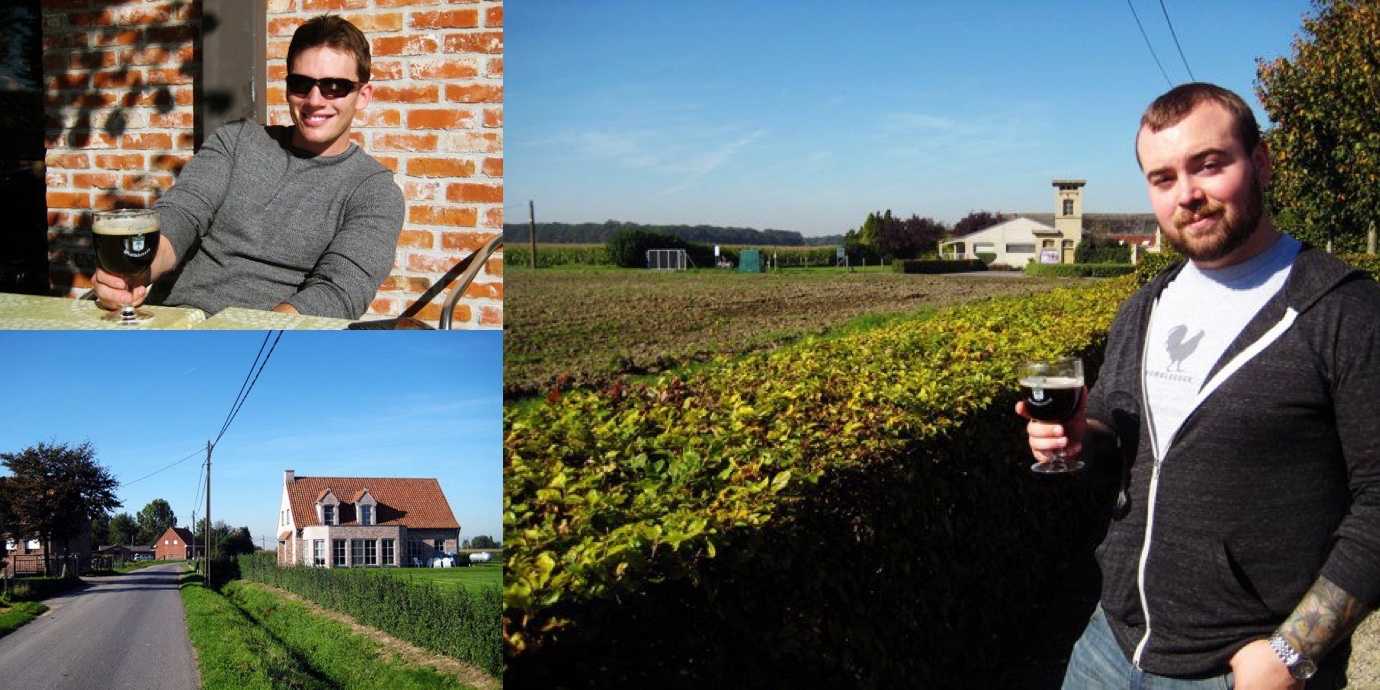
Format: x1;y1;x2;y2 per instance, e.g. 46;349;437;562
1340;253;1380;280
237;553;502;676
505;244;610;268
505;276;1138;687
1024;262;1134;278
891;258;987;274
3;575;81;602
606;229;714;268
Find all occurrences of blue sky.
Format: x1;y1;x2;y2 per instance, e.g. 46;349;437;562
506;1;1312;237
0;332;502;551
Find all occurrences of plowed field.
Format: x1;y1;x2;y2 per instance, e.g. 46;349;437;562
504;266;1073;397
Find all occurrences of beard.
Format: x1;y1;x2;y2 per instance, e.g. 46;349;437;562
1161;169;1265;263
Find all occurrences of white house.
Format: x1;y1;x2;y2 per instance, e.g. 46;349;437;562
940;179;1089;266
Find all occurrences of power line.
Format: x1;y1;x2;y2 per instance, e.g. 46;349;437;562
1158;0;1195;82
119;447;204;487
1127;0;1174;88
214;332;272;445
212;331;284;449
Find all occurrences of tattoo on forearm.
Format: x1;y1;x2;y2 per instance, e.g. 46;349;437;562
1279;576;1371;661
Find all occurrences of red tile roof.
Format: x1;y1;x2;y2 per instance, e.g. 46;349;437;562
286;476;458;530
168;527;195;545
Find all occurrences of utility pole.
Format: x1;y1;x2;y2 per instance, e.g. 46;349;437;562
204;440;212;583
528;200;537;269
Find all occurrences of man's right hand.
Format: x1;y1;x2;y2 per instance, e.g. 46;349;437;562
92;268;149;311
1015;385;1089;466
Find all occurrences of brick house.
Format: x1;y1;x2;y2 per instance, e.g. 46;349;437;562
4;525;94;577
1;0;503;327
153;526;202;560
276;470;459;568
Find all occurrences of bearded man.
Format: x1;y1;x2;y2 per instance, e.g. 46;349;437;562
1022;82;1380;689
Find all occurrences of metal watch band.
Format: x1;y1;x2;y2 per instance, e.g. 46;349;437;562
1268;632;1318;680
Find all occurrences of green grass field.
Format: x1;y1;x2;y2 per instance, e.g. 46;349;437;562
372;564;501;593
0;601;47;638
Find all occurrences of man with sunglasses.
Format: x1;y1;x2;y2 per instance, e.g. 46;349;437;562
91;15;404;320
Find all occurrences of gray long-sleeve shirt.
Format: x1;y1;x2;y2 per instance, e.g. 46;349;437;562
150;120;404;319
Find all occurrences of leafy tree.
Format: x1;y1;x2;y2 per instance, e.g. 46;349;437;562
1256;0;1380;253
952;211;1003;237
136;499;177;545
470;534;500;549
192;520;255;558
1;441;121;575
1075;236;1132;264
108;512;139;546
90;511;111;546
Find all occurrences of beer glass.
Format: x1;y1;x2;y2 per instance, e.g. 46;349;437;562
1019;357;1085;473
92;209;160;324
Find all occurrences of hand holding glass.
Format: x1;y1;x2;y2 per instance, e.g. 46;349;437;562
92;209;160;324
1019;358;1085;474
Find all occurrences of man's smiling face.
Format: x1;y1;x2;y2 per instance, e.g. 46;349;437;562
286;46;372;157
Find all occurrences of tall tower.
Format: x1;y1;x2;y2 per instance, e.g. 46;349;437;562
1053;179;1086;263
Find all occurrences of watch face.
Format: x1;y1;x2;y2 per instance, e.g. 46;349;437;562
1293;658;1318;680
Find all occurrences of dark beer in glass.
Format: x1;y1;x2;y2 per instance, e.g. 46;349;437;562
1020;358;1084;473
92;209;159;324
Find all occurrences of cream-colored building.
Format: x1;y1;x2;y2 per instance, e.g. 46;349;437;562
940;179;1087;266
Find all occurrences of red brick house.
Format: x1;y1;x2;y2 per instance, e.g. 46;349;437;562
4;525;94;576
153;526;201;560
276;470;459;568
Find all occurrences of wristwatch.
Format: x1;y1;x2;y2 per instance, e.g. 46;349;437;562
1268;632;1318;680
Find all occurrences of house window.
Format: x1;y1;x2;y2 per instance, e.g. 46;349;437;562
408;539;427;566
313;540;324;567
382;539;394;566
323;504;335;525
351;539;366;565
364;539;377;566
1063;199;1074;215
360;505;372;526
1005;243;1036;254
333;539;346;566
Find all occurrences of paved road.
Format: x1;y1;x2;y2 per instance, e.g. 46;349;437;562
0;563;200;690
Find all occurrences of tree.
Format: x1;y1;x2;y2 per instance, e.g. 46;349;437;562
136;499;177;545
1256;0;1380;253
2;441;121;576
90;511;111;547
470;534;500;549
192;521;255;558
952;211;1003;237
109;512;139;546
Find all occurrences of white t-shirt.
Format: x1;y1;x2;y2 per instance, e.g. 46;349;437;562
1143;234;1301;451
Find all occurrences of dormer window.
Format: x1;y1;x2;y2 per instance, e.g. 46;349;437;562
360;505;372;525
323;504;335;525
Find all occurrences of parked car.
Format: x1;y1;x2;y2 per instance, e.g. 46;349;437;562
132;553;153;561
468;551;491;563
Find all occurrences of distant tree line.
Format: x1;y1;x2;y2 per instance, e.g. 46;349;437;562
506;220;836;246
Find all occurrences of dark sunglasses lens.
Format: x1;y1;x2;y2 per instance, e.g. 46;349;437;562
286;75;356;98
319;79;356;98
286;74;314;95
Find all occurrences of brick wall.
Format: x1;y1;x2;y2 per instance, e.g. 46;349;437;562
40;0;503;327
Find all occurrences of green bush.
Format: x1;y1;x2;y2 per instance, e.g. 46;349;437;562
1024;262;1134;278
3;575;81;602
1339;253;1380;281
237;553;502;676
976;252;997;265
504;276;1138;687
505;244;610;268
1133;249;1182;285
605;229;714;268
891;258;987;274
1075;237;1133;263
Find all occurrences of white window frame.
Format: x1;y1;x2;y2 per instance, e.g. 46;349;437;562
382;538;394;566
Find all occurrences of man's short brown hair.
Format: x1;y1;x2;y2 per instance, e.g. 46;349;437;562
1136;82;1261;168
287;15;371;84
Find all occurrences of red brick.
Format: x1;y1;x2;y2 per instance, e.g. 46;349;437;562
122;173;176;192
479;305;502;326
303;0;369;10
268;40;291;60
369;297;397;315
268;64;289;80
121;46;171;66
370;83;439;103
50;72;90;90
268;17;306;37
448;131;502;153
92;70;144;89
267;86;286;105
46;170;67;188
412;9;479;29
409;58;480;80
445;84;502;103
151;154;190;172
93;194;151;212
487;57;503;77
485;6;503;27
465;280;502;300
177;133;195;150
48;153;91;169
397;230;434;249
375;156;399;172
377;0;442;6
483;207;502;227
145;25;196;45
408;158;475;177
92;29;142;47
47;191;90;209
267;0;296;11
444;31;503;54
73;173;120;190
374;133;438;152
122;133;173;150
342;12;405;32
370;61;404;81
407;109;472;129
357;109;402;127
485;256;502;276
446;183;502;203
379;275;432;292
107;5;176;25
72;50;118;70
403;180;441;201
150;111;195;128
147;68;194;85
481;157;502;177
372;35;439;57
483;107;502;127
441;231;498;252
408;206;477;227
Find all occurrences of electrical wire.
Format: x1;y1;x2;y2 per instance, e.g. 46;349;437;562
214;332;272;445
212;331;284;449
1127;0;1174;88
119;447;204;487
1158;0;1195;82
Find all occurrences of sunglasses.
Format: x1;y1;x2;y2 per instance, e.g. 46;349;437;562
285;74;362;99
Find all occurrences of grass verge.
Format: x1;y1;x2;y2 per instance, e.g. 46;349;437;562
180;572;480;690
0;601;47;638
371;564;502;592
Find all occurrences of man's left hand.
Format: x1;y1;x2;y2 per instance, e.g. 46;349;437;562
1229;639;1302;690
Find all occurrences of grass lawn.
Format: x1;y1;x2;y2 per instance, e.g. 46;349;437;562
371;564;501;592
180;572;483;690
0;601;47;638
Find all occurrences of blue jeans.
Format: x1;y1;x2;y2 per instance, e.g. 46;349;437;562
1062;607;1233;690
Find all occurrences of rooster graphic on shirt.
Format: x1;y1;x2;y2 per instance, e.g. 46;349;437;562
1165;325;1204;372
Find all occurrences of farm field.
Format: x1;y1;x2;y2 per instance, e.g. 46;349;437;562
373;564;502;592
504;264;1073;397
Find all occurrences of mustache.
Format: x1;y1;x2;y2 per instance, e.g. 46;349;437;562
1173;201;1226;229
